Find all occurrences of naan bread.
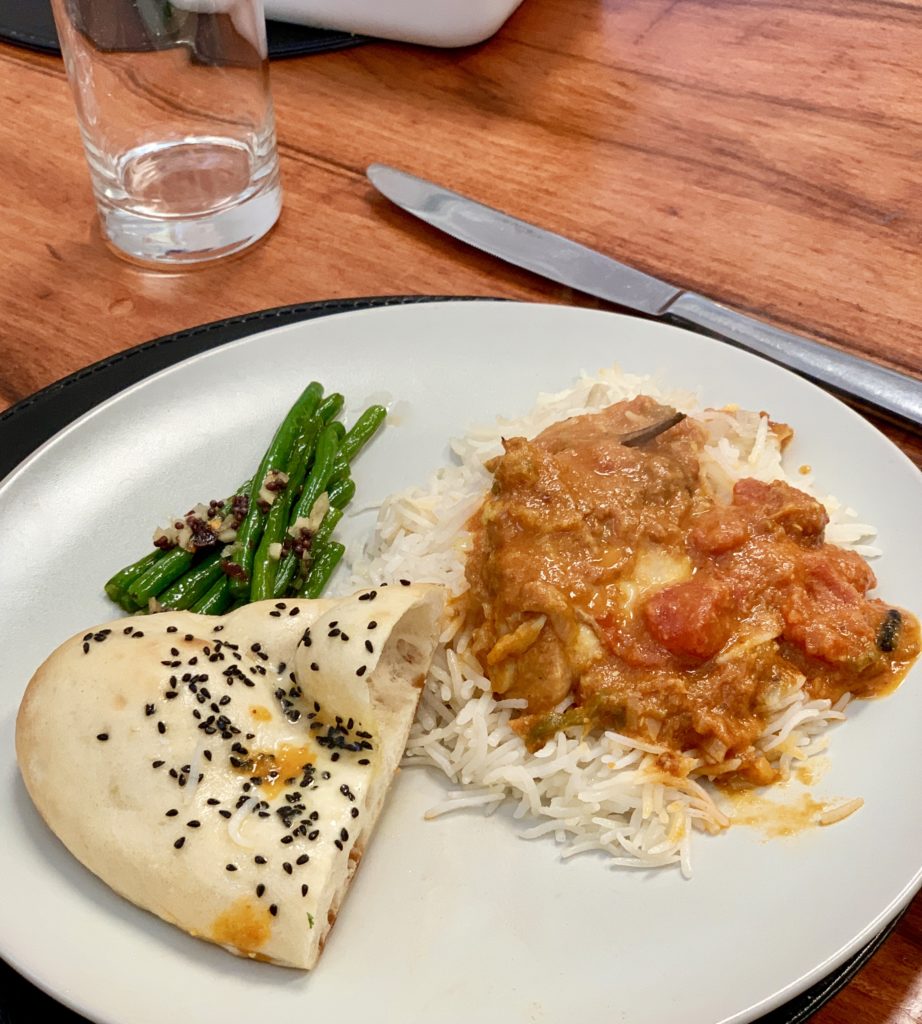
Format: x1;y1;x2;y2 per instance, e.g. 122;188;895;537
16;584;445;969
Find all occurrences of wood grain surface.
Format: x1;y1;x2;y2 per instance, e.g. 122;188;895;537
1;1;921;1022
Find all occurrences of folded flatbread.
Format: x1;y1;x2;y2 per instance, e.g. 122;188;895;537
16;584;445;969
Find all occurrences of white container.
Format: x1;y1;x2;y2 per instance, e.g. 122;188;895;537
263;0;526;47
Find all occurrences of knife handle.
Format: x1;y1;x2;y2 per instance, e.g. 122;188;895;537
667;291;922;429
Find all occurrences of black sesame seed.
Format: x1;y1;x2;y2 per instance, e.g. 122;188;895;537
152;759;165;768
167;626;178;633
400;578;411;586
328;628;340;638
255;855;267;865
296;854;309;865
184;634;193;641
269;610;281;617
340;828;349;842
269;904;278;917
351;807;359;819
340;633;350;642
123;626;133;635
283;862;293;875
331;752;340;762
164;691;179;700
187;820;201;828
165;809;178;817
358;758;370;765
207;798;220;806
96;733;108;741
280;835;294;845
219;810;232;819
308;830;319;841
83;642;90;654
170;647;179;657
367;621;377;630
301;884;309;897
364;640;374;653
256;883;265;897
174;837;185;849
334;840;343;851
158;721;166;734
203;750;213;761
133;632;144;638
356;665;366;677
226;864;237;872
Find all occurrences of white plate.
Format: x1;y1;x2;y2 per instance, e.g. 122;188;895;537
1;301;920;1024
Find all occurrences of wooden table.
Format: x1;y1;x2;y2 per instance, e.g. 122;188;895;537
1;1;920;1021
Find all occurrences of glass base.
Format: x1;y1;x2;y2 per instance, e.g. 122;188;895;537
95;138;282;266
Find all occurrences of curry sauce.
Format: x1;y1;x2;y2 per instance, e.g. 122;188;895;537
466;396;920;785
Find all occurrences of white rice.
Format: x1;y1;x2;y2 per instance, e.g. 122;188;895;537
344;367;876;875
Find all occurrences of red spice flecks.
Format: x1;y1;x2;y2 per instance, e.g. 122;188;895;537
222;561;248;581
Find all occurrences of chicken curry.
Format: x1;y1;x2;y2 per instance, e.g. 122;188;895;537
465;397;919;785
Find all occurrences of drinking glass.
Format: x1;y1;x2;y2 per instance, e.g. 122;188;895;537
51;0;283;265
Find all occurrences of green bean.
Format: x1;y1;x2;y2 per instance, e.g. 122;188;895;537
191;576;232;615
317;392;344;424
249;415;322;603
127;547;195;606
105;477;251;612
328;421;346;443
299;541;345;599
313;507;343;548
327;476;355;510
227;381;324;595
105;550;163;608
293;423;341;521
271;424;341;598
158;551;225;610
271;551;299;599
330;405;386;477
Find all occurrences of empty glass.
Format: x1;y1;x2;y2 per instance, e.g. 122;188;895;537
51;0;283;265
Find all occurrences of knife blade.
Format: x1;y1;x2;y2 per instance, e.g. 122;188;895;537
367;163;922;429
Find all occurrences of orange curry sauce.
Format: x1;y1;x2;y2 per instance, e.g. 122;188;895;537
465;397;919;785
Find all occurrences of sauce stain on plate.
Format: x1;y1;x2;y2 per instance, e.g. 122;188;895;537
726;784;857;838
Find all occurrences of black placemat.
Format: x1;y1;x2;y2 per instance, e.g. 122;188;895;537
0;295;905;1024
0;0;368;59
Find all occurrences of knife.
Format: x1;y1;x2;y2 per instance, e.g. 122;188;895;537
367;163;922;430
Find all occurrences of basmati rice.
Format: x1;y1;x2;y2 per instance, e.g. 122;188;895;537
343;367;876;875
